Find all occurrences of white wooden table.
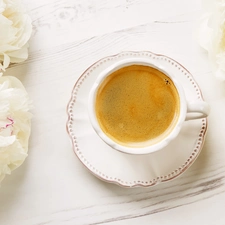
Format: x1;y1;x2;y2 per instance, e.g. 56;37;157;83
1;0;224;224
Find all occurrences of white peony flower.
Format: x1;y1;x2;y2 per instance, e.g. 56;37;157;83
0;0;32;71
198;0;225;80
0;75;32;183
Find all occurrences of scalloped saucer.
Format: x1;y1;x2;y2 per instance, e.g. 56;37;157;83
67;51;208;188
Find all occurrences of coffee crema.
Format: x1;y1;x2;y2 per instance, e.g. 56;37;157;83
95;65;180;147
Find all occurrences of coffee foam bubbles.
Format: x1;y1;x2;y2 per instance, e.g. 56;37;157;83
95;65;180;148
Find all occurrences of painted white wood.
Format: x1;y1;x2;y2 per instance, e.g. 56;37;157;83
0;0;224;224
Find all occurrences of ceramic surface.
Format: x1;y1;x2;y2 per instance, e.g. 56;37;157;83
67;51;208;187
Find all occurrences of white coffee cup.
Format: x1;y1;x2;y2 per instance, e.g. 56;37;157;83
88;58;210;154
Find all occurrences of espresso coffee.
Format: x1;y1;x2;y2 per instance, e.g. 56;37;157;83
95;65;180;147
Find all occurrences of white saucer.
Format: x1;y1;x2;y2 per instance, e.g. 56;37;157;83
67;51;208;187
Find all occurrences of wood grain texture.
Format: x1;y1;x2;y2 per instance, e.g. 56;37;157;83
0;0;225;225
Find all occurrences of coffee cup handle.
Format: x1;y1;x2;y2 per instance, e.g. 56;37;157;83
185;101;210;121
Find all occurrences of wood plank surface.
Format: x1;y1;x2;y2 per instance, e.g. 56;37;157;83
0;0;224;224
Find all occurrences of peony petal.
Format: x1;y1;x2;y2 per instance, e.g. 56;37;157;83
3;53;10;68
0;0;32;70
0;135;15;147
0;75;31;184
197;13;213;51
197;0;225;79
6;43;29;63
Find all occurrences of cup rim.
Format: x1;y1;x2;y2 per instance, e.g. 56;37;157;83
88;58;187;154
